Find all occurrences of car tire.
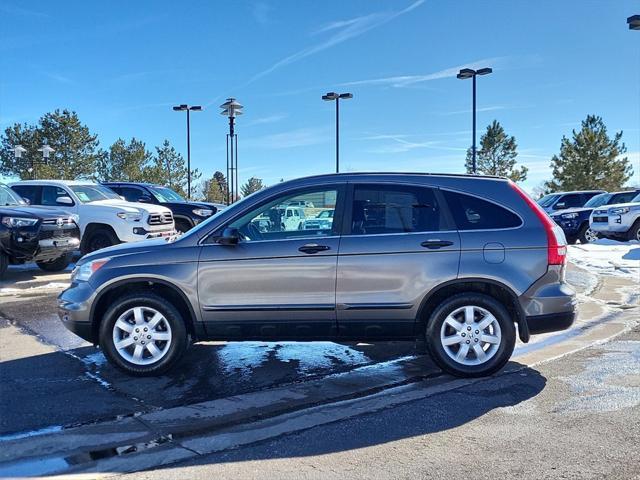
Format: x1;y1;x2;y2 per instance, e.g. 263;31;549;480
627;219;640;242
566;236;577;245
99;293;189;376
577;224;599;244
175;219;191;235
425;293;516;378
36;253;72;272
0;251;8;279
82;227;119;255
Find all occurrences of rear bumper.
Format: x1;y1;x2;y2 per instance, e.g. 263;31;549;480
526;311;575;335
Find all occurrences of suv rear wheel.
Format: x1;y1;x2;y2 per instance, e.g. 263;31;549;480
37;253;72;272
577;224;599;244
426;293;516;377
99;293;189;376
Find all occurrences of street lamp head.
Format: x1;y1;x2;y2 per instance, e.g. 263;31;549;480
37;144;55;160
322;92;339;101
172;104;188;111
189;105;203;111
220;98;243;118
12;145;27;159
628;15;640;30
338;93;353;99
476;67;493;76
457;68;476;79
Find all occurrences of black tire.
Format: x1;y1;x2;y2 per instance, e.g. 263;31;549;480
36;253;72;272
566;236;577;245
577;224;599;244
0;251;8;279
175;219;192;235
82;227;119;255
425;293;516;378
99;293;189;376
627;219;640;242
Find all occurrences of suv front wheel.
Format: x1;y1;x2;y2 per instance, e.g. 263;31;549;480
99;293;189;376
426;293;516;377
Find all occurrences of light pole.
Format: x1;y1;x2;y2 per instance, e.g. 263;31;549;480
220;98;243;205
173;104;203;199
628;15;640;30
322;92;352;173
457;67;492;174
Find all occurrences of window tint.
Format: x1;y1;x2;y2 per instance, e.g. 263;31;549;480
557;194;583;209
42;186;72;206
442;190;522;230
121;187;144;202
348;185;446;235
229;188;339;242
609;191;639;204
11;185;41;205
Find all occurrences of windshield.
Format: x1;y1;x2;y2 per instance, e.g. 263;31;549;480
584;193;611;208
632;193;640;203
70;184;121;203
148;186;185;203
537;194;559;207
0;184;23;206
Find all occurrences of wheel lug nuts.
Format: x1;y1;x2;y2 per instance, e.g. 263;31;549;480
133;336;138;340
135;328;139;333
475;330;479;334
147;335;151;339
461;333;466;337
141;341;145;345
467;326;472;331
466;340;470;344
474;339;479;342
144;328;148;332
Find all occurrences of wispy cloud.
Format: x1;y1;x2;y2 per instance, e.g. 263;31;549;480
42;72;75;85
243;127;329;149
337;57;509;89
251;2;271;25
245;114;288;127
440;105;507;116
362;133;468;154
246;0;425;84
0;4;49;18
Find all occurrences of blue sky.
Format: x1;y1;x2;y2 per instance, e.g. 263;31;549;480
1;0;638;192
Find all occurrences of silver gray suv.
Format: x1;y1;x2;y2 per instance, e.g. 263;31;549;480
58;173;576;377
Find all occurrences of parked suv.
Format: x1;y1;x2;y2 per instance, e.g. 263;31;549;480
537;190;604;213
0;183;80;278
589;191;640;242
11;180;175;254
103;182;225;234
58;173;575;378
550;190;640;244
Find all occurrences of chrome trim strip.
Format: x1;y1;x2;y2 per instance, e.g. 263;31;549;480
202;304;335;312
338;303;414;310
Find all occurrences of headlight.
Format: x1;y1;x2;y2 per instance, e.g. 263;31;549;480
71;258;111;282
116;212;142;222
1;216;39;227
193;208;213;217
610;207;630;214
561;212;579;219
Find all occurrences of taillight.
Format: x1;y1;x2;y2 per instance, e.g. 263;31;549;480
509;181;567;266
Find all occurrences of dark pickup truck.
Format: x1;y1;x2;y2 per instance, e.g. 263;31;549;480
103;182;225;233
0;183;80;278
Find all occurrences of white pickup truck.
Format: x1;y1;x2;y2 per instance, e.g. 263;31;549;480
589;191;640;242
11;180;175;254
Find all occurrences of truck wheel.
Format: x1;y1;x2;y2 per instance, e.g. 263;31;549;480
426;293;516;378
99;293;189;376
82;227;119;255
577;224;599;244
36;253;72;272
0;252;8;279
627;219;640;242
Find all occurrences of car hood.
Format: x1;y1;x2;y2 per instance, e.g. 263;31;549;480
0;205;75;220
161;201;218;210
601;201;640;211
89;199;171;214
79;237;173;264
550;207;591;216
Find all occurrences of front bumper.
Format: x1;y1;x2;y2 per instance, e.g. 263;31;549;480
590;214;630;234
118;225;176;242
58;281;97;343
551;218;581;238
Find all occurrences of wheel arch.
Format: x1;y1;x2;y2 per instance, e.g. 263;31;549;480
90;277;201;344
415;278;529;343
81;223;120;249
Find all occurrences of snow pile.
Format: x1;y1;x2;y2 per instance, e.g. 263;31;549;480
0;282;70;295
568;239;640;279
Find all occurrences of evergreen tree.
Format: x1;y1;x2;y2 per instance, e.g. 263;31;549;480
0;109;105;180
97;137;153;182
202;171;229;203
241;177;265;197
545;115;632;192
147;140;201;198
465;120;528;182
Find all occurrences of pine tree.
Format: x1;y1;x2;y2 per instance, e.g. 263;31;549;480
465;120;528;182
241;177;265;197
0;109;105;180
202;171;229;203
545;115;632;192
147;140;201;198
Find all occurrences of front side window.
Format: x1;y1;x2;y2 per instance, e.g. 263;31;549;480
584;193;610;208
69;184;121;203
442;190;522;230
556;194;583;209
42;186;73;206
348;184;446;235
228;188;339;242
11;185;40;205
609;191;639;205
120;187;145;202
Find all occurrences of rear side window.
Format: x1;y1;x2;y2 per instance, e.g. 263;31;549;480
442;190;522;230
11;185;41;204
349;184;447;235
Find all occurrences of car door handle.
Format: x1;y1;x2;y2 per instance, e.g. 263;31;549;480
299;243;331;254
420;239;454;249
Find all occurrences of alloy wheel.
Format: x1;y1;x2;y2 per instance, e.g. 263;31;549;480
440;305;502;366
584;228;599;243
112;306;172;365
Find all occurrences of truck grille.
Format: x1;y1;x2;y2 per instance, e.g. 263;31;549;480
39;218;80;240
147;212;173;225
592;216;608;223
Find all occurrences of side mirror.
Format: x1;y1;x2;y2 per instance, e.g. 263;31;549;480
56;196;74;206
22;197;31;205
218;227;239;245
554;202;566;210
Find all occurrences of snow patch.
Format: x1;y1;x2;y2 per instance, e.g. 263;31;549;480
568;240;640;279
0;282;70;294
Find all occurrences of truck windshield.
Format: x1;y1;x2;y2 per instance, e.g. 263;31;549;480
70;185;121;203
0;184;23;206
148;186;185;203
584;193;611;208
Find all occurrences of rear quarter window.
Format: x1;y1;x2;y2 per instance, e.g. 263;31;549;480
442;190;522;230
